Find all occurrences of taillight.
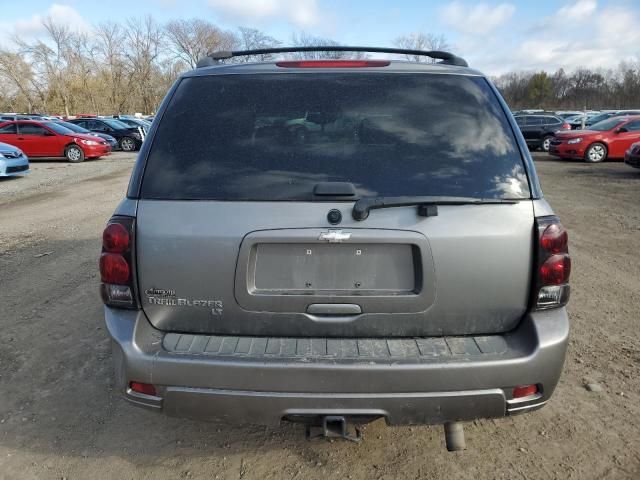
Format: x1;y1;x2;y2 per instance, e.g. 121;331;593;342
562;123;571;130
276;60;390;68
100;253;129;283
129;381;157;396
533;216;571;310
540;223;568;253
512;384;539;399
103;223;129;253
540;255;571;285
100;216;139;309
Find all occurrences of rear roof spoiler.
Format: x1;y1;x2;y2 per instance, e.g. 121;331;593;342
196;46;468;68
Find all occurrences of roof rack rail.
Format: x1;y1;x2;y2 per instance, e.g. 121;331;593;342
196;46;468;68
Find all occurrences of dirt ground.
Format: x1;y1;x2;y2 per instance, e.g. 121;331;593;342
0;152;639;480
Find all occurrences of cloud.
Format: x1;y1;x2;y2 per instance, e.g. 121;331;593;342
12;4;90;36
557;0;597;20
510;2;640;72
207;0;320;28
440;2;516;35
455;1;640;75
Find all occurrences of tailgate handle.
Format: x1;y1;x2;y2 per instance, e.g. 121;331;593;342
306;304;361;315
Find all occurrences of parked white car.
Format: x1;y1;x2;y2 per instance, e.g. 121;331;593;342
0;141;30;177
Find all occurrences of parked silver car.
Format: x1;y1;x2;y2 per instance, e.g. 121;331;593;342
0;141;29;177
101;47;571;450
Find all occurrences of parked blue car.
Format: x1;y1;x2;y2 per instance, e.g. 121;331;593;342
0;141;30;177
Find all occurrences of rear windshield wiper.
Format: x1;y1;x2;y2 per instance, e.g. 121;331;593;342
352;196;519;221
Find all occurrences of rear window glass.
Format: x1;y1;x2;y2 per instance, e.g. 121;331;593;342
141;73;529;200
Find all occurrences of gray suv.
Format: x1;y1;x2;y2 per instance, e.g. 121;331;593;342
101;47;570;450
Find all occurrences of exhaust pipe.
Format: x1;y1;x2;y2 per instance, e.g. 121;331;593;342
444;422;466;451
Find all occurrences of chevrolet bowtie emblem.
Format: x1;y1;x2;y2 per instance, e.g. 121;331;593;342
318;230;351;243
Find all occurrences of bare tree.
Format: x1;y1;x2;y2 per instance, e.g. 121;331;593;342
232;27;280;62
0;50;44;113
4;16;640;115
17;18;76;116
393;33;451;62
124;16;165;113
288;32;366;60
94;22;130;113
165;19;236;69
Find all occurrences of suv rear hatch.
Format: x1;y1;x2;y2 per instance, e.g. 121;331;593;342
135;67;534;337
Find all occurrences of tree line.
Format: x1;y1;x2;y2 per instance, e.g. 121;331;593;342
1;16;639;114
494;66;640;111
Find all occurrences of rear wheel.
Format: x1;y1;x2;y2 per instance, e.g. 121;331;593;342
541;135;553;152
65;145;85;163
585;142;607;163
120;137;136;151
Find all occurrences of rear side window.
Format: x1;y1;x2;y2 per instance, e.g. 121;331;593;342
624;120;640;131
0;123;17;134
18;123;47;135
142;73;530;200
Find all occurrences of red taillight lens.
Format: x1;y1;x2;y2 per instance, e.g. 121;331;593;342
276;60;390;68
540;254;571;285
100;217;138;308
534;216;571;310
100;253;130;284
540;223;568;254
129;382;157;396
562;123;571;130
513;384;538;399
103;223;130;253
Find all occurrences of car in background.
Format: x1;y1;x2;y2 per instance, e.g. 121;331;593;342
0;141;29;177
54;120;119;150
0;114;45;121
624;142;640;169
512;109;545;115
0;120;111;162
555;111;583;119
109;116;151;136
614;110;640;116
514;114;570;151
569;112;614;130
550;115;640;162
67;118;143;151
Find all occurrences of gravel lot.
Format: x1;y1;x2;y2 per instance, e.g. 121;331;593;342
0;152;639;479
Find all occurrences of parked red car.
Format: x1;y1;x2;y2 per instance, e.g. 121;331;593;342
549;115;640;162
0;120;111;162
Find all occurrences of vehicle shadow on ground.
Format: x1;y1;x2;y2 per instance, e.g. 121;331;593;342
27;157;105;163
564;166;640;180
0;237;440;465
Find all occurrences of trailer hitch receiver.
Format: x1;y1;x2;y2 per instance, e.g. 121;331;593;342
305;416;363;443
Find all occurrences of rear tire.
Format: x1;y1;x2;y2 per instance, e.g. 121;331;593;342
120;137;136;151
584;142;607;163
65;145;85;163
541;135;553;152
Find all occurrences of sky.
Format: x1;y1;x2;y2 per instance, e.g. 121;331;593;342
0;0;639;75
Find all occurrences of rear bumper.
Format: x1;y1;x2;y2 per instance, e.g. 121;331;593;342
105;308;569;426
